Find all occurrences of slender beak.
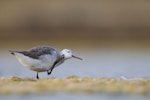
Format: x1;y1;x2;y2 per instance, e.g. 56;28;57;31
72;55;83;60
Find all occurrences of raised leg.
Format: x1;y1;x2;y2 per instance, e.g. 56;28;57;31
47;56;64;75
47;66;55;75
47;70;51;75
47;61;58;75
36;72;39;79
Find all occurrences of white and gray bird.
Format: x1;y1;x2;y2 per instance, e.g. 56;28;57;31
10;46;82;79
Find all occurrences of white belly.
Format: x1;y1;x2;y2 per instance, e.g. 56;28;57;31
14;53;57;72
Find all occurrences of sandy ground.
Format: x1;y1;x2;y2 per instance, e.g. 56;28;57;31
0;76;150;95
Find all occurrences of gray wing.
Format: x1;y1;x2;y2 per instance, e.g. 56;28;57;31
12;46;58;59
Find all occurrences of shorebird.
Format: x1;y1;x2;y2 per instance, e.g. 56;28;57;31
10;46;82;79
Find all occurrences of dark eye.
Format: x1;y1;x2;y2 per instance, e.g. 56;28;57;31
62;54;65;58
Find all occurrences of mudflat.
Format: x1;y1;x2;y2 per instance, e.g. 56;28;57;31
0;76;150;95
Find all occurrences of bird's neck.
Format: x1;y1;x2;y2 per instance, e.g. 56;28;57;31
55;56;65;66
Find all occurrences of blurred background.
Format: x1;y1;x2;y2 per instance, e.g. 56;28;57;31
0;1;150;79
1;1;150;100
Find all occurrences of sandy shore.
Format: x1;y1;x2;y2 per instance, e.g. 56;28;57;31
0;76;150;95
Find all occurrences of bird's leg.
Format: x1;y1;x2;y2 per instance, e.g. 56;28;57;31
47;56;64;75
47;61;58;75
36;72;39;79
47;70;51;75
47;70;52;75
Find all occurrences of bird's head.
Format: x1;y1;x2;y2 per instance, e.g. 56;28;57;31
61;49;83;60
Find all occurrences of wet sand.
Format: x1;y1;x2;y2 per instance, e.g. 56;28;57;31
0;76;150;95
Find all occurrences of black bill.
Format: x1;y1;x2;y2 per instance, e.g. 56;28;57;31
72;55;83;60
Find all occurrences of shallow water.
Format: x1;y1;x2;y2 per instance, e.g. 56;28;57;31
1;46;150;78
0;93;150;100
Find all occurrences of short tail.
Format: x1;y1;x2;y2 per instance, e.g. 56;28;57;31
9;50;16;55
